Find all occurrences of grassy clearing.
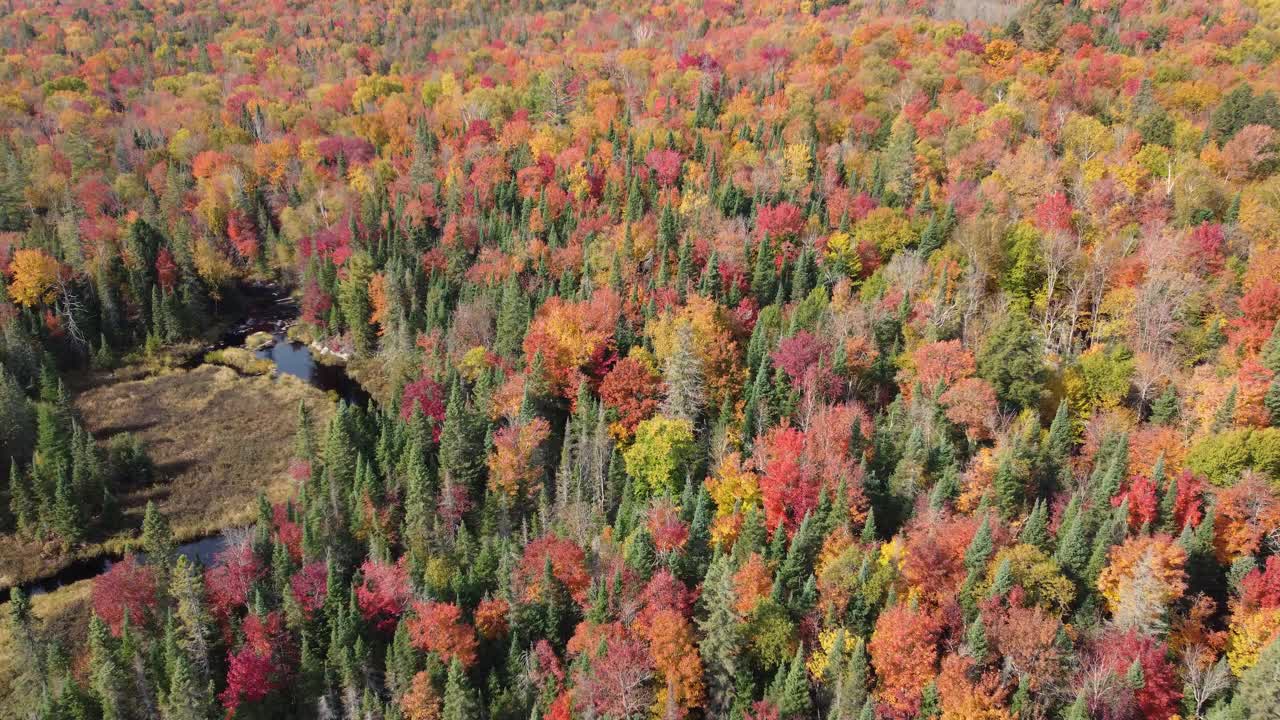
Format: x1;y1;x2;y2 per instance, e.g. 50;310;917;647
245;331;275;351
203;347;275;375
0;364;333;589
0;579;91;715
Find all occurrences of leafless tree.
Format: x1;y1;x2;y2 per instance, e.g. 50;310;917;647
1040;229;1082;355
1076;231;1136;348
543;66;577;126
952;213;1002;346
1111;550;1171;636
1077;661;1137;720
53;276;89;351
1183;645;1231;719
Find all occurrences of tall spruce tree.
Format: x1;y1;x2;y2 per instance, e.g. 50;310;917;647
441;658;479;720
698;555;741;717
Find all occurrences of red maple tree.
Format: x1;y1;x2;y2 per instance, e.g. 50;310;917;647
405;600;478;667
91;554;157;636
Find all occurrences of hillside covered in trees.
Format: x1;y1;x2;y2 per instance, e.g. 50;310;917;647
2;0;1280;718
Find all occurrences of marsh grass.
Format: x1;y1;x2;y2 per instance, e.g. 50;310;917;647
245;331;275;351
0;579;91;713
203;347;275;375
0;364;333;589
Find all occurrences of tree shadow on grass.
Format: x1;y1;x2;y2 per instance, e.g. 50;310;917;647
91;419;160;438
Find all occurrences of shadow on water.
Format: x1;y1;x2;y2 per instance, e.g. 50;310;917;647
7;534;229;601
3;282;369;601
251;334;369;407
218;281;370;406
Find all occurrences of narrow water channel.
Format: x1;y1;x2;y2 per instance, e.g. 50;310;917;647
17;534;229;599
5;283;368;601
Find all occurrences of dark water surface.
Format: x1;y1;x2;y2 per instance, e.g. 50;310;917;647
15;534;230;599
251;333;369;406
4;283;367;600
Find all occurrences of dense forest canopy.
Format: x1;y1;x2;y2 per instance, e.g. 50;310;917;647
2;0;1280;718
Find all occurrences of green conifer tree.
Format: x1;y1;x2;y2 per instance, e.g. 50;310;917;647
698;555;740;717
88;615;128;720
441;658;480;720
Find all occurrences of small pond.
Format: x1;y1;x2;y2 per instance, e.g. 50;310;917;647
251;332;370;406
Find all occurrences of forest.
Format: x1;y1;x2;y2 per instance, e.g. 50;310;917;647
1;0;1280;718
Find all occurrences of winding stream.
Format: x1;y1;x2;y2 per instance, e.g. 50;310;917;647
17;535;230;599
6;284;366;600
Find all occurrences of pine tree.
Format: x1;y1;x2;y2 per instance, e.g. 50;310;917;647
1084;513;1122;588
1019;500;1050;552
965;516;993;572
323;406;358;517
150;286;170;342
751;233;776;304
294;400;318;462
1182;508;1219;599
52;467;84;545
1262;319;1280;373
6;589;47;700
977;306;1046;412
339;253;377;356
1227;636;1280;718
1054;496;1089;578
1158;460;1180;534
683;486;713;581
441;658;479;720
928;464;959;511
1212;386;1238;433
1266;377;1280;427
439;381;486;491
0;368;34;474
9;462;35;534
676;237;694;296
698;555;740;717
735;505;768;562
1090;438;1128;511
860;508;877;544
141;500;176;569
88;614;128;720
1042;400;1072;489
835;638;868;718
494;279;524;361
993;449;1024;520
776;646;812;719
744;358;773;440
789;249;816;303
988;557;1014;599
1150;386;1180;426
775;514;821;610
34;379;72;469
170;556;215;684
1063;692;1089;720
1125;657;1145;690
966;613;989;664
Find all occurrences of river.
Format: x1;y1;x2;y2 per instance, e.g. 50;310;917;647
6;283;367;600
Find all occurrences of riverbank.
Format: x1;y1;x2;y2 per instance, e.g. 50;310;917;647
0;577;91;710
0;363;334;590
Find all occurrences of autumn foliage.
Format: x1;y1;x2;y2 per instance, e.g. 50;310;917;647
405;601;478;668
6;0;1280;718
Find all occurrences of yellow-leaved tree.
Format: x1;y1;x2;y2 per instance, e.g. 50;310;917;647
7;248;62;307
